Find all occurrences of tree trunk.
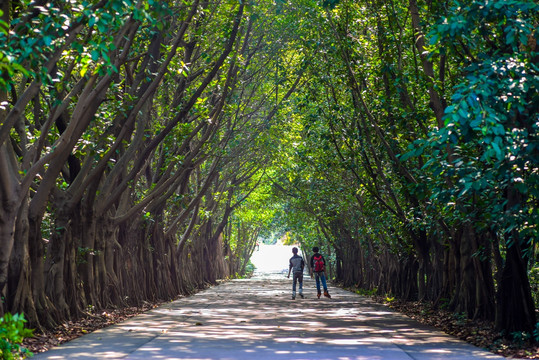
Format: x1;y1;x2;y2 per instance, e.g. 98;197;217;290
495;186;536;332
450;224;495;320
496;241;536;332
78;210;99;308
7;195;40;327
44;214;70;319
413;230;430;301
28;216;58;328
0;144;20;316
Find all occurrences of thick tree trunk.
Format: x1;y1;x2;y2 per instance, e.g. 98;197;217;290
44;215;70;319
0;144;20;316
148;217;176;300
496;241;536;332
450;224;495;320
340;241;360;287
400;255;419;301
79;211;99;308
28;216;58;328
413;230;430;301
0;3;20;315
7;195;40;327
430;240;445;300
495;186;536;332
104;220;123;306
437;233;457;307
64;214;85;318
0;209;17;315
94;217;109;305
335;250;343;281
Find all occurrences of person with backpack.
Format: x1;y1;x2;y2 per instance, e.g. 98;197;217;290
287;247;305;300
310;246;331;299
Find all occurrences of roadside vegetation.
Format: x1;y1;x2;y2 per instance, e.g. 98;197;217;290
0;0;537;358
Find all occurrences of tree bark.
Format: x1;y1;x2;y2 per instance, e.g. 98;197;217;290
0;144;20;315
450;224;495;320
495;186;536;332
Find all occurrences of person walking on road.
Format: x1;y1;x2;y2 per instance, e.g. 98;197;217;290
310;246;331;299
287;247;305;300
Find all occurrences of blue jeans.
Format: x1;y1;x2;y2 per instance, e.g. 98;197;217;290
314;272;328;293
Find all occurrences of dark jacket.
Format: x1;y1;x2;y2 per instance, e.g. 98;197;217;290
289;254;305;273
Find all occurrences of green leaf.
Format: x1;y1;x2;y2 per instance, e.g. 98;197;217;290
91;50;100;61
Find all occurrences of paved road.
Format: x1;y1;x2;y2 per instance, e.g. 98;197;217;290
33;270;504;360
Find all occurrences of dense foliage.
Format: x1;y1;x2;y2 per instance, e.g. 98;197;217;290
0;0;537;340
263;0;538;335
0;0;305;330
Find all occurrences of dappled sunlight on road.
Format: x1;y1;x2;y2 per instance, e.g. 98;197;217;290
33;252;504;360
117;275;501;359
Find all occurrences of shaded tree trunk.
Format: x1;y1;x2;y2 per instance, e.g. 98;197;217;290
28;215;58;328
496;240;536;332
450;224;495;320
495;187;536;332
7;195;40;326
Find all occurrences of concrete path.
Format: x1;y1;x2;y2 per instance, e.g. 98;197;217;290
33;271;504;360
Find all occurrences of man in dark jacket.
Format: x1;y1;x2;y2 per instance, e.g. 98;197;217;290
287;247;305;300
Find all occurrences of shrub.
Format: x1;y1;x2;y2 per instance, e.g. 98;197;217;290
0;313;34;360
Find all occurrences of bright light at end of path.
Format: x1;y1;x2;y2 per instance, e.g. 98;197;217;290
250;243;302;273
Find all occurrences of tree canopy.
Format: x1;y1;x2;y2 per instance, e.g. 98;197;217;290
0;0;537;337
